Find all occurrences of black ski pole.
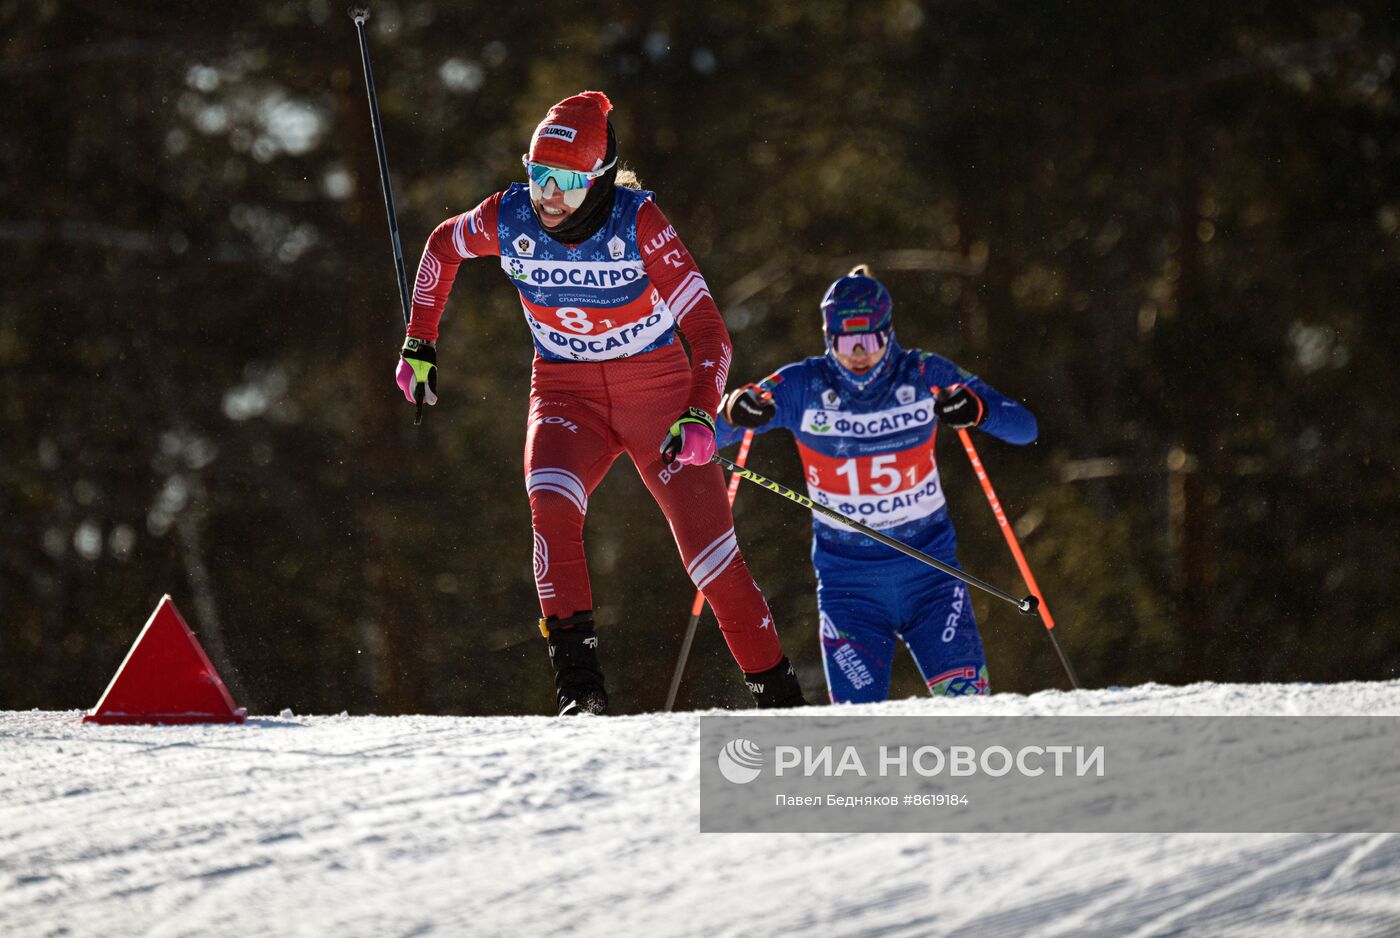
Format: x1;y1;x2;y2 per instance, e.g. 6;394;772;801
711;453;1039;615
348;6;423;425
664;429;757;712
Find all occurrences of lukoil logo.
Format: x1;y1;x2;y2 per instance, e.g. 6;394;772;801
717;738;764;784
538;123;576;142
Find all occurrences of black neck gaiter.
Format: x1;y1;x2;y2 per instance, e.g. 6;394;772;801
534;123;619;245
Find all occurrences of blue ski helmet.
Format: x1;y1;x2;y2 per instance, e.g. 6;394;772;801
820;264;893;337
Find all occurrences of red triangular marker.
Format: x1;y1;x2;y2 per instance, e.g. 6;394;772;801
84;595;247;725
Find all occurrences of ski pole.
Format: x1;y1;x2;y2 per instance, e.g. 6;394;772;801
711;453;1038;614
348;6;423;425
955;427;1080;689
664;429;756;712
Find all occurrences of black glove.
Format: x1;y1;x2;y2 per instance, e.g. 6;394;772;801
935;385;984;429
720;384;776;429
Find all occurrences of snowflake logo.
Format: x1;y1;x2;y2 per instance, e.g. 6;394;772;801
590;251;605;262
567;247;583;261
531;290;549;303
516;205;533;222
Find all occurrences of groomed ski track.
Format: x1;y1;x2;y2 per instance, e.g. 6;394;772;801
5;681;1400;937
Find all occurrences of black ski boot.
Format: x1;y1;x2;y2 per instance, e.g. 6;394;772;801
744;656;808;709
542;611;608;716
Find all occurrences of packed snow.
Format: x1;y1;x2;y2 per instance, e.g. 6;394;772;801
5;681;1400;937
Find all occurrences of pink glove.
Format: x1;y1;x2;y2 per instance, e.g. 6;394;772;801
675;422;717;466
396;338;438;405
659;408;717;468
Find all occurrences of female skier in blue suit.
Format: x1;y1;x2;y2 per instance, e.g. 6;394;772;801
717;266;1037;702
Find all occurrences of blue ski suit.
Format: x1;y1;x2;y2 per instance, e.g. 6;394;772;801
717;339;1037;702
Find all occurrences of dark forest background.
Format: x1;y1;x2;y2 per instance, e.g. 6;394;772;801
3;1;1398;715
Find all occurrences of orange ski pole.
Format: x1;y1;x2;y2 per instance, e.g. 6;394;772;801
664;428;756;711
956;426;1081;689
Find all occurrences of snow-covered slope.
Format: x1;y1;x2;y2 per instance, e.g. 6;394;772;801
5;682;1400;937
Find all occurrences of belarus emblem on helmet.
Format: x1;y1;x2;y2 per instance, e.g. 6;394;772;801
820;263;894;337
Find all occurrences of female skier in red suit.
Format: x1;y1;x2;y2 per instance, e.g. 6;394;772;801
396;91;806;714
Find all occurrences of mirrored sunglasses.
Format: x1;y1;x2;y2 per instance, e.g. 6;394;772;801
523;156;617;209
830;331;890;356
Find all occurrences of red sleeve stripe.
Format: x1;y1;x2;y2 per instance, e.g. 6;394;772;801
452;214;472;259
715;344;732;396
666;270;712;323
412;250;443;306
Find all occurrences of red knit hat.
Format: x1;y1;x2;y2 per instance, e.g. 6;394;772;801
527;91;613;172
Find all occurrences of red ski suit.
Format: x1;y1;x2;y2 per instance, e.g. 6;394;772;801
408;187;783;673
